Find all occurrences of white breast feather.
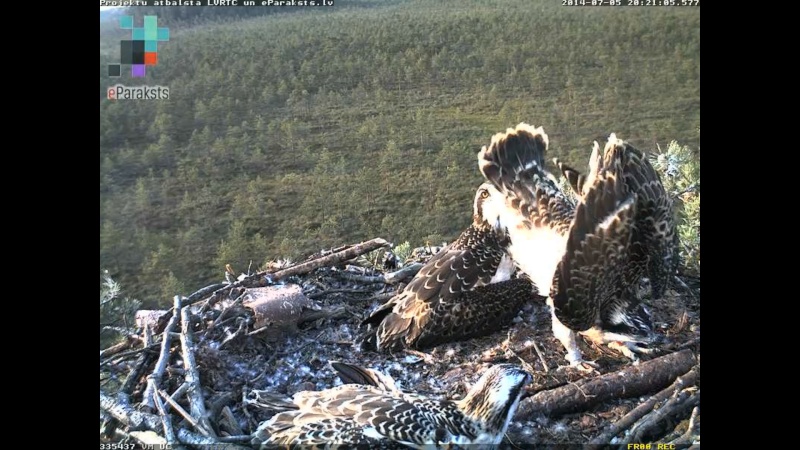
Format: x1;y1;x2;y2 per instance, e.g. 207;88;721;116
489;254;515;284
507;224;566;294
481;184;567;294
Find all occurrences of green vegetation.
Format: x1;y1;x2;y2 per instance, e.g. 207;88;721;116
652;139;700;277
100;0;699;308
100;273;141;349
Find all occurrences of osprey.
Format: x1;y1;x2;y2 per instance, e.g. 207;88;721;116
252;363;532;449
477;123;675;365
360;186;537;352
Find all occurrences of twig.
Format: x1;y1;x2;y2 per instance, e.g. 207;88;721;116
179;301;216;437
186;283;228;306
384;262;423;284
142;296;182;409
668;336;701;352
622;389;700;444
101;390;251;448
219;435;254;443
369;291;397;303
151;383;177;446
335;272;387;284
503;331;537;375
264;238;390;282
158;389;206;436
531;339;550;373
208;392;235;427
219;406;245;436
308;288;377;299
334;262;424;286
99;334;141;359
171;382;190;401
669;405;700;445
517;349;697;419
120;349;155;398
100;345;159;366
101;341;156;440
588;365;699;448
205;292;246;332
152;284;225;333
220;319;249;348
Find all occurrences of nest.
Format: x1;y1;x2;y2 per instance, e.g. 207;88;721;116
99;238;700;449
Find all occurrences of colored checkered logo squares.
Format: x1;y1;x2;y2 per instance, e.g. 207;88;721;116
108;15;169;78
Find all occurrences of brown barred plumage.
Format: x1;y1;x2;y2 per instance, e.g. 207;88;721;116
477;123;675;365
252;364;532;449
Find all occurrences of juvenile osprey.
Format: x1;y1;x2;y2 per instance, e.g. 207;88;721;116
477;123;674;365
360;186;536;352
252;363;532;449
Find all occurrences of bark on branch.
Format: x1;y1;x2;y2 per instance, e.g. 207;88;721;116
142;296;182;409
335;262;423;285
588;365;700;448
100;390;249;449
180;303;216;438
263;238;390;282
517;349;697;419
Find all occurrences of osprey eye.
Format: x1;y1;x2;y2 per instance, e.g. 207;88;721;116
480;190;489;199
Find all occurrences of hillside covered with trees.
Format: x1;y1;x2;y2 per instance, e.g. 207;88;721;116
99;0;700;308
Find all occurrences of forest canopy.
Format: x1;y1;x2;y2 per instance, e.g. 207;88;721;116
99;0;700;308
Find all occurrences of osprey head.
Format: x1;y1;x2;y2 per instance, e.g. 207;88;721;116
458;364;533;438
473;182;508;234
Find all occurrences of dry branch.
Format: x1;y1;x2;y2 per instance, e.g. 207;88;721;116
517;349;696;419
622;389;700;445
264;238;390;282
102;339;156;439
100;390;250;449
588;365;699;448
142;296;182;409
308;288;376;299
158;389;206;435
99;334;142;359
384;262;424;284
151;382;178;446
668;405;700;445
179;303;216;437
335;262;423;285
149;239;390;335
370;291;397;303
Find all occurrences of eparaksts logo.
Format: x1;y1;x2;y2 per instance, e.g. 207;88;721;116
107;84;170;100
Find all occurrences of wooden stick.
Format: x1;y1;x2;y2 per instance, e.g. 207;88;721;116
171;381;190;401
622;389;700;445
99;334;141;359
668;405;700;446
158;389;206;436
587;365;699;447
142;296;182;409
369;291;397;303
335;262;424;285
531;339;550;373
219;406;245;436
100;390;250;448
308;288;376;299
384;262;424;284
179;301;216;438
517;349;696;419
151;383;177;446
332;272;386;284
265;238;390;282
101;339;156;439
